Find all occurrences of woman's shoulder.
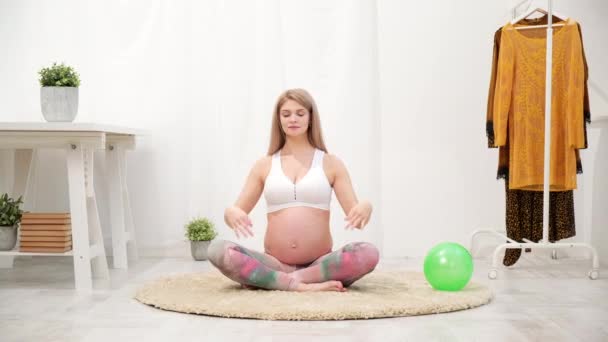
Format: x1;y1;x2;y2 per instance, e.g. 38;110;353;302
252;155;273;179
253;155;272;169
322;152;344;167
321;152;347;176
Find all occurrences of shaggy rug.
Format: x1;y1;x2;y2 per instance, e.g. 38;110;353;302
134;270;492;320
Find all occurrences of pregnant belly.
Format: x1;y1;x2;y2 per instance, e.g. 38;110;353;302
264;207;332;265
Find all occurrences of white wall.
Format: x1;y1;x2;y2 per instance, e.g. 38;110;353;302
0;0;606;260
0;0;195;256
377;0;608;257
557;0;608;265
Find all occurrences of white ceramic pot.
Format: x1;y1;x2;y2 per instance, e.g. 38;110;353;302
40;86;79;122
190;240;212;261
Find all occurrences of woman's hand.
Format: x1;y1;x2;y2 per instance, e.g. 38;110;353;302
345;201;372;230
224;206;254;239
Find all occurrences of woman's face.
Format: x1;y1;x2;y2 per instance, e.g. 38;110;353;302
279;99;310;137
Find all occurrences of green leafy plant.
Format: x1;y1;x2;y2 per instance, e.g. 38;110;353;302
38;62;81;87
185;217;218;241
0;193;24;227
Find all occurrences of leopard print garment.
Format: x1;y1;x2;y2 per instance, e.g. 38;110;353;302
503;181;576;266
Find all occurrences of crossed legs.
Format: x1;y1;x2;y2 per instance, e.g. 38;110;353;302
207;239;379;291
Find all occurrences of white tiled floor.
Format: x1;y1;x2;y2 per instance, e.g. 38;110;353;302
0;254;606;342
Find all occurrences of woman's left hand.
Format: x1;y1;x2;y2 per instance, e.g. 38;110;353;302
345;201;372;230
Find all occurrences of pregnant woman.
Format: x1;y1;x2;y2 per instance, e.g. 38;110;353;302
208;88;379;292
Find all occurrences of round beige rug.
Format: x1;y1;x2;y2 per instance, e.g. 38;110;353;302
134;270;492;320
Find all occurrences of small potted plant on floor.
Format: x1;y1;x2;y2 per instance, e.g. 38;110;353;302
0;193;24;251
38;62;81;122
185;217;218;261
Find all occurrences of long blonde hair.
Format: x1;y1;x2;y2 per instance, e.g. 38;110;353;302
267;88;328;155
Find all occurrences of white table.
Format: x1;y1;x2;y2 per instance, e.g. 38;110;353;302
0;122;140;292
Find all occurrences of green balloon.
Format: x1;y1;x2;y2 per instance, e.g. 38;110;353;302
423;242;473;291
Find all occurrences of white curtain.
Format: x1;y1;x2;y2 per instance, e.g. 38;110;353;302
2;0;607;258
186;0;382;252
0;0;382;255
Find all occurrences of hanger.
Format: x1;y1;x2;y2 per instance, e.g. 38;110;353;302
510;6;568;30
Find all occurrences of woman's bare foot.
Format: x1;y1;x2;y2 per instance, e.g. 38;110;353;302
295;280;346;292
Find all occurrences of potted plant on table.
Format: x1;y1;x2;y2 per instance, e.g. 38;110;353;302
38;62;81;122
185;217;218;261
0;193;24;251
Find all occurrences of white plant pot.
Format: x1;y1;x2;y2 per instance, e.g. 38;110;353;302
40;86;79;122
190;240;212;261
0;224;18;251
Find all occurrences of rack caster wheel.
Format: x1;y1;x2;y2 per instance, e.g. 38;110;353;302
488;269;498;280
588;270;599;280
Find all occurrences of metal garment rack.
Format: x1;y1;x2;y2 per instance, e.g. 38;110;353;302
471;0;600;280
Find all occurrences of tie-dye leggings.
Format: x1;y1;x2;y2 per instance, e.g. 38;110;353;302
207;239;379;291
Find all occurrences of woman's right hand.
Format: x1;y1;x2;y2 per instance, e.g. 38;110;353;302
224;206;254;239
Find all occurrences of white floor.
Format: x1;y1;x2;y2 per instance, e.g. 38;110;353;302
0;253;607;342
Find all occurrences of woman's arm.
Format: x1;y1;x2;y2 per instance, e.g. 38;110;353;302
224;156;271;237
326;154;372;229
233;156;270;214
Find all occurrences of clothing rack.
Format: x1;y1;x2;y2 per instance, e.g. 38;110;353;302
471;0;599;280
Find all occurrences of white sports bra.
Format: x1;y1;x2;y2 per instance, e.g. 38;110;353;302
263;148;333;213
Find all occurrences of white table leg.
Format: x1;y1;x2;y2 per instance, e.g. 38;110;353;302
0;149;34;268
12;149;33;199
0;150;12;193
84;149;109;280
106;145;128;269
119;147;138;262
66;144;93;292
13;149;39;213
